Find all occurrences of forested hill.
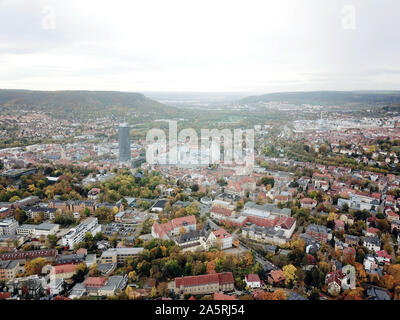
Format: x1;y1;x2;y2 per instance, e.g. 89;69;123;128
0;89;173;118
240;91;400;106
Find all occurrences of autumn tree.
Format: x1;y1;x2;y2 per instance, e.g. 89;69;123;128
282;264;297;287
25;257;47;276
89;263;101;277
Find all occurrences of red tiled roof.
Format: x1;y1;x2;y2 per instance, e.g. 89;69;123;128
84;277;107;288
276;216;296;230
367;227;379;234
153;215;196;238
268;269;284;283
326;270;346;286
245;274;260;283
0;249;57;261
211;206;233;217
213;228;231;240
387;210;399;217
175;272;234;287
214;292;238;300
76;248;88;255
52;264;77;275
300;198;317;204
371;193;381;200
377;250;391;259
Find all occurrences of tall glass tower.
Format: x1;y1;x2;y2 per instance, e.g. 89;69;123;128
118;123;131;162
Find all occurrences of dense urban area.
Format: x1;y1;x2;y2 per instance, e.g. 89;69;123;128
2;90;400;301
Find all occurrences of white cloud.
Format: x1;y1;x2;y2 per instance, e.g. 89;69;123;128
0;0;399;92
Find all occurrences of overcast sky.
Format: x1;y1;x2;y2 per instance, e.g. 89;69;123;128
0;0;399;93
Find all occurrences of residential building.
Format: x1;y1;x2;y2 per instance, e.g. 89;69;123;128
16;223;59;237
244;274;261;288
61;217;101;248
100;247;144;265
0;249;57;264
49;264;77;281
168;271;234;295
151;215;196;240
84;275;128;296
363;236;381;252
0;218;18;236
205;228;232;250
0;260;19;280
305;224;332;242
300;198;318;209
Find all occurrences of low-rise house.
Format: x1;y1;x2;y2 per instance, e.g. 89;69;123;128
300;198;317;209
305;224;332;242
325;269;351;296
363;236;381;252
345;234;359;246
386;210;399;222
376;250;391;264
267;269;285;286
244;274;261;288
365;227;379;237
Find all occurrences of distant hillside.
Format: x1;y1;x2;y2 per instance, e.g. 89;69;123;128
0;89;173;118
240;91;400;106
